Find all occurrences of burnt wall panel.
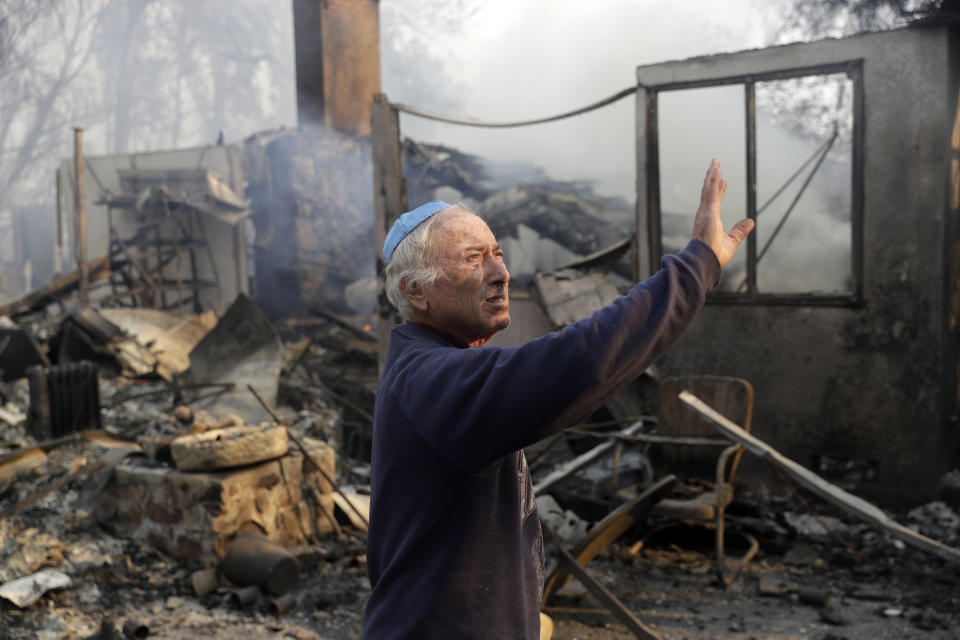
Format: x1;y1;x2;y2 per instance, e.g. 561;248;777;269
640;25;955;507
945;25;960;482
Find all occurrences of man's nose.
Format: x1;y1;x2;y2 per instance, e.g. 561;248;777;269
485;254;509;284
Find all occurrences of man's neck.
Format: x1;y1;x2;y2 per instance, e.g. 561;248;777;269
409;321;490;348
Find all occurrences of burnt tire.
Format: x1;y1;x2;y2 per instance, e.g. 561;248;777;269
171;424;288;471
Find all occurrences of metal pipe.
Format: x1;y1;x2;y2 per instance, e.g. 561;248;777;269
73;128;88;305
229;584;262;608
221;531;299;596
268;592;297;616
191;568;220;597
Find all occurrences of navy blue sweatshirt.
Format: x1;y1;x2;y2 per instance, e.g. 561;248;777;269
363;240;720;639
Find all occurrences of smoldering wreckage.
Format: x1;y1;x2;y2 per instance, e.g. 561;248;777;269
0;131;957;640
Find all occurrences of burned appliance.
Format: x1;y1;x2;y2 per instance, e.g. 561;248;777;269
27;362;101;440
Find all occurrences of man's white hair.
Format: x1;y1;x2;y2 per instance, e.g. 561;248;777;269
384;205;467;320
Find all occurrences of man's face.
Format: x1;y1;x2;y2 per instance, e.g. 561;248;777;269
418;209;510;347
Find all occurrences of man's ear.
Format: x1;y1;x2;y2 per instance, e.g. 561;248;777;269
402;280;429;312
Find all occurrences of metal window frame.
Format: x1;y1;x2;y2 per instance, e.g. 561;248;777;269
644;60;864;306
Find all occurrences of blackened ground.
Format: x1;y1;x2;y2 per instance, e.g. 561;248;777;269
3;488;959;640
2;375;958;639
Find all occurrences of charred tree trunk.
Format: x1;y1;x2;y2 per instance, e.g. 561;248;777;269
113;0;149;154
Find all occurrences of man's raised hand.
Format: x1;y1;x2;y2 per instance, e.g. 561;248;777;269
691;159;754;268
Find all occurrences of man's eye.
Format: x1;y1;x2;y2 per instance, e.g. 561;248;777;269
466;253;481;262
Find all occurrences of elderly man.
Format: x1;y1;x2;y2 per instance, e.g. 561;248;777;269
363;160;753;639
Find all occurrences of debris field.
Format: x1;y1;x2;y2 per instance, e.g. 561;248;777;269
1;291;959;640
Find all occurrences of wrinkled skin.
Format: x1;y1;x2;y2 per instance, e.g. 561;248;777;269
404;209;511;347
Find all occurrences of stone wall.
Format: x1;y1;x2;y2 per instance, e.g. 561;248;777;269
243;128;375;318
94;438;337;559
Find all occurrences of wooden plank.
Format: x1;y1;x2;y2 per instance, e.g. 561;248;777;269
679;391;960;566
558;548;663;640
542;475;675;603
571;475;676;564
371;93;405;369
566;427;728;447
534;421;646;495
0;255;111;317
557;236;632;271
31;259;110;311
533;271;620;328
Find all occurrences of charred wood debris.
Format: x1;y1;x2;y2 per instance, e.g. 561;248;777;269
0;140;958;639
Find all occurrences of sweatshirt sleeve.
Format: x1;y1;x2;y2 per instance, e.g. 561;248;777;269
388;239;721;473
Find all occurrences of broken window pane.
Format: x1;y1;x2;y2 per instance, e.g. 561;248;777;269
657;85;746;292
754;73;853;294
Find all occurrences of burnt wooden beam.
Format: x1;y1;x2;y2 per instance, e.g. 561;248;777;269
0;254;112;318
534;421;646;495
557;548;663;640
371;94;405;368
542;474;676;603
679;391;960;566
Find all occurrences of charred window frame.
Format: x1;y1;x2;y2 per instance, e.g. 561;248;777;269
645;61;864;305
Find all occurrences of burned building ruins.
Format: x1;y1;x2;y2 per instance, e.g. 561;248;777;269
634;15;960;508
2;3;960;640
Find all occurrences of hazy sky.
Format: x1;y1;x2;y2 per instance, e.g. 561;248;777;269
378;0;857;295
381;0;781;199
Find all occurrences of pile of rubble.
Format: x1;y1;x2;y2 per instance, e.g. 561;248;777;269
401;139;636;287
0;290;379;639
2;132;960;637
236;133;636;319
0;286;959;639
243;128;378;318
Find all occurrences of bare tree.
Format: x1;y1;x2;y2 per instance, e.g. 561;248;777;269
771;0;952;44
92;0;293;152
760;0;958;141
0;0;294;293
96;0;154;154
0;0;109;210
1;0;293;208
380;0;481;110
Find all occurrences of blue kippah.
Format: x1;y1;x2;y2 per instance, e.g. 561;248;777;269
383;200;452;263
